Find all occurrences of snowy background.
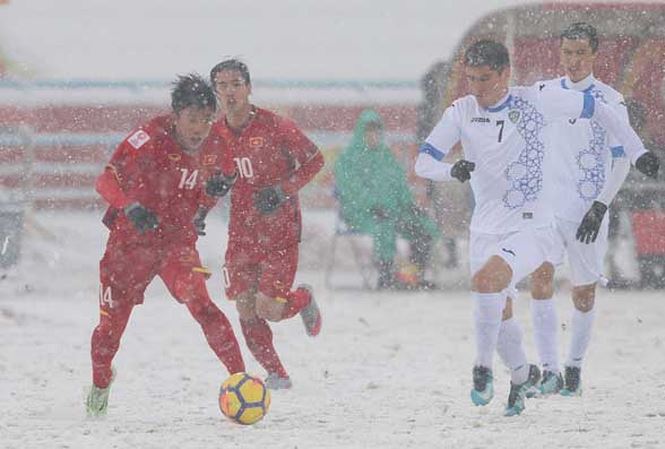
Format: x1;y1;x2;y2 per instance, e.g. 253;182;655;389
0;0;575;81
1;0;665;448
1;211;665;448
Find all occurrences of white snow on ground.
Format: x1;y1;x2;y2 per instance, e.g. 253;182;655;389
1;210;664;449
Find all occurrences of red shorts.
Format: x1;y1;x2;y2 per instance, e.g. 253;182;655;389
99;233;211;312
223;243;299;299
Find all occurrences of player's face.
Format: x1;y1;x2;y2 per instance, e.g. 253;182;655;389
465;65;510;109
213;69;251;115
364;124;382;149
560;38;596;83
173;106;215;153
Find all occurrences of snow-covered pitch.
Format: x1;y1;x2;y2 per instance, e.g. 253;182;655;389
1;211;664;449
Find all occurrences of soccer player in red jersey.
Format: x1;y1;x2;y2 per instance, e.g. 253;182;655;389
207;59;324;389
86;74;245;416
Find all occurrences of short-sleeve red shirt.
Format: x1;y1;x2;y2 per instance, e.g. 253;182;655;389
99;115;224;246
213;107;324;253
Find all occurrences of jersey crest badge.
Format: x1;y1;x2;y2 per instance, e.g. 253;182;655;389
203;154;217;165
249;137;265;148
508;110;521;124
127;130;150;149
168;153;181;161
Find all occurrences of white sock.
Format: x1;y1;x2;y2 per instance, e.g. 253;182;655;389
566;308;596;368
496;317;529;384
531;298;560;372
473;292;506;369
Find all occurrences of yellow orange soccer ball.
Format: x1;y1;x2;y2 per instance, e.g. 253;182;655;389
219;372;271;425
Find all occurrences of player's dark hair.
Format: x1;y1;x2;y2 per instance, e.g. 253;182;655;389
560;22;599;53
209;59;251;85
171;73;217;113
463;40;510;73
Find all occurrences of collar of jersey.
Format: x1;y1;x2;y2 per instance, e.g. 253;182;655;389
561;74;595;93
485;93;512;113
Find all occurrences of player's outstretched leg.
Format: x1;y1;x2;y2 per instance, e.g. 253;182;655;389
240;317;292;389
86;368;116;417
504;364;541;417
186;298;246;375
470;365;494;406
294;284;322;337
88;298;133;417
268;284;322;337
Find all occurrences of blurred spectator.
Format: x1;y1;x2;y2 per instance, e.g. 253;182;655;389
608;98;665;287
334;109;440;290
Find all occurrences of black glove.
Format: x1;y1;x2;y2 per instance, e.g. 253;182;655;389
193;207;209;236
124;203;159;233
576;200;608;244
205;171;238;197
635;152;660;178
254;186;287;214
450;160;476;183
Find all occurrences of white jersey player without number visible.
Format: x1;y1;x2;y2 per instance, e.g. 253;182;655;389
547;74;630;225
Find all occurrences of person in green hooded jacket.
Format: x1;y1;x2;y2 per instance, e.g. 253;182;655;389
334;109;440;289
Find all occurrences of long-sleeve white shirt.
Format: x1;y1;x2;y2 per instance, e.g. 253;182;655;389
415;81;647;234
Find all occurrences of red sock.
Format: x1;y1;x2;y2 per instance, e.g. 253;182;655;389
281;286;311;319
240;318;288;377
198;306;246;374
185;294;245;375
91;303;133;388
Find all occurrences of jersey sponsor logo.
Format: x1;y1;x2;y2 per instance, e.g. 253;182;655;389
501;247;516;257
471;117;490;123
203;154;217;166
168;153;182;161
249;137;265;148
127;130;150;149
508;110;521;123
539;83;546;91
568;118;577;125
522;212;533;219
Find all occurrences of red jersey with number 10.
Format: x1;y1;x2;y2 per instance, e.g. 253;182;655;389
98;115;223;246
213;107;324;254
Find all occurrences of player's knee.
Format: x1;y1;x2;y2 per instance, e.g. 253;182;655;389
531;262;555;299
235;294;257;321
187;298;218;324
472;258;511;293
255;294;283;322
572;284;596;312
173;272;207;303
92;310;128;350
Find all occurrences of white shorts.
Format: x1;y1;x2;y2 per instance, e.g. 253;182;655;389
547;217;608;286
470;226;556;292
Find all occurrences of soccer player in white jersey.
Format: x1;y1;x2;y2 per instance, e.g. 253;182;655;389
415;40;659;416
528;23;660;397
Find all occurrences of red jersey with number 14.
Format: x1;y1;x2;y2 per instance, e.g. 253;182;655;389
214;107;324;254
98;115;223;246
